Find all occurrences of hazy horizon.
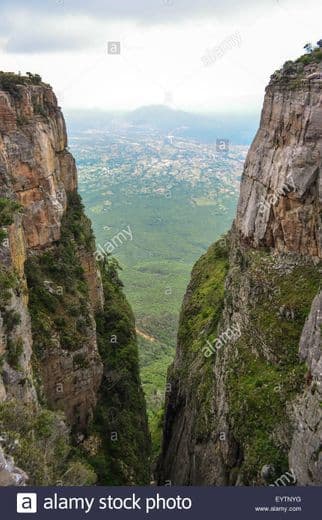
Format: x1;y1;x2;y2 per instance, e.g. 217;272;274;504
64;104;259;145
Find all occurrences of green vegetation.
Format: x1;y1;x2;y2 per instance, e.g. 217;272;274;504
296;41;322;65
25;192;94;367
86;258;151;485
0;305;23;372
0;269;19;308
0;399;96;485
272;41;322;84
2;310;21;333
140;337;174;412
6;337;24;370
168;237;229;443
31;101;49;121
164;236;320;485
0;197;24;370
79;181;236;446
149;408;164;461
24;190;151;484
226;249;321;484
0;197;21;226
0;71;43;98
73;352;90;370
26;193;150;485
0;72;50;121
73;132;242;463
0;197;21;242
177;238;229;351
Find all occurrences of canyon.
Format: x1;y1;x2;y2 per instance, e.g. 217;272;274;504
0;49;321;488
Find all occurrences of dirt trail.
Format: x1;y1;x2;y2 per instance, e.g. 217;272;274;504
136;328;156;342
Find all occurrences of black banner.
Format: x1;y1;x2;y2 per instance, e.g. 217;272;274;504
1;486;321;519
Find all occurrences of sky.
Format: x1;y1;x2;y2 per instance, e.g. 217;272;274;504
0;0;322;113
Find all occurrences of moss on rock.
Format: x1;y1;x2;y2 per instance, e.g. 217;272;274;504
226;249;321;484
87;258;151;485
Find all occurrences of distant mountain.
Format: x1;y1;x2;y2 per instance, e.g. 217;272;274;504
65;105;259;145
129;104;193;128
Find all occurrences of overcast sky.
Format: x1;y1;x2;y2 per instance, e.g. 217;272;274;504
0;0;321;113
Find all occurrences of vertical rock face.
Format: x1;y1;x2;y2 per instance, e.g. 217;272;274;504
0;73;150;485
0;78;102;427
289;290;322;485
236;62;322;259
158;59;322;485
0;84;75;248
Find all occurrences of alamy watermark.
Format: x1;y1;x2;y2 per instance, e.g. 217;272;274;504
202;322;241;358
107;42;121;55
257;173;295;215
201;32;242;67
269;468;297;487
94;225;133;261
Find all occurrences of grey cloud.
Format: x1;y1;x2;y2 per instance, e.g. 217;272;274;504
0;0;306;54
5;30;94;54
0;0;286;24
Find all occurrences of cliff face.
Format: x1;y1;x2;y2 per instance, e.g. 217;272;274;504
236;63;322;259
289;290;322;484
0;73;150;485
0;77;102;426
158;59;322;486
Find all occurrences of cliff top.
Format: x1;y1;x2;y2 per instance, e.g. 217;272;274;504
270;43;322;85
0;71;51;99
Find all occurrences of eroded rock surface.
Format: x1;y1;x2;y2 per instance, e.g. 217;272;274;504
236;62;322;259
0;80;103;428
0;447;28;486
289;291;322;485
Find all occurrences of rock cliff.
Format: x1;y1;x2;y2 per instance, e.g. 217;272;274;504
158;55;322;485
0;72;150;485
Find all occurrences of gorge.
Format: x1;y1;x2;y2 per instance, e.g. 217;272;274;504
0;46;322;488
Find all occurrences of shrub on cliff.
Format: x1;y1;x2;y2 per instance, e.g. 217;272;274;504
0;71;43;98
0;197;21;243
25;193;94;360
296;43;322;65
0;400;96;485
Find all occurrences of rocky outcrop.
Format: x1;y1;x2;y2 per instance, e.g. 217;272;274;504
289;290;322;485
0;211;36;404
158;57;322;485
236;62;322;259
0;446;28;486
157;241;230;485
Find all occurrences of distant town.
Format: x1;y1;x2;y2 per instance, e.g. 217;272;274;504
69;128;247;210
